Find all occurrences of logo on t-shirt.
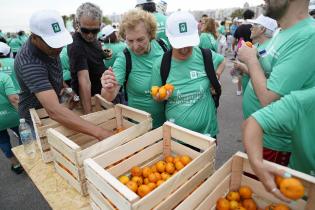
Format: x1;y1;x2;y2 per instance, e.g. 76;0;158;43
52;23;61;33
179;22;187;33
190;71;206;79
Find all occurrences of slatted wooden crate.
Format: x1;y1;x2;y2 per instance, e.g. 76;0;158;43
30;94;113;163
47;104;152;196
84;121;216;210
176;152;315;210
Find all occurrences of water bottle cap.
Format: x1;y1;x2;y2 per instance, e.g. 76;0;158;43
20;118;25;123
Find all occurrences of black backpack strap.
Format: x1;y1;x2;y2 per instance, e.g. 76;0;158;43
156;38;168;52
160;49;173;85
200;47;222;108
123;48;132;101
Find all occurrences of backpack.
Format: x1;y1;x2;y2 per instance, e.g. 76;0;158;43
160;47;221;108
122;38;168;101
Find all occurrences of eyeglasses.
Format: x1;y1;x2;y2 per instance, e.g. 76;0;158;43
80;27;100;34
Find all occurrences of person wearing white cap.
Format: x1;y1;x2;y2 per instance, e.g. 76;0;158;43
239;0;315;199
136;0;169;46
101;9;167;128
14;9;114;142
151;11;226;137
99;25;126;69
0;43;23;174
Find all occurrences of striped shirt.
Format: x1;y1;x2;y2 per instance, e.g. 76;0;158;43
14;38;62;124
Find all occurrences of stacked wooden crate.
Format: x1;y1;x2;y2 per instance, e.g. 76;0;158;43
84;122;216;210
47;104;152;195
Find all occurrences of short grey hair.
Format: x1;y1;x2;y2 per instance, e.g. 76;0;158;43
76;2;103;23
263;28;274;38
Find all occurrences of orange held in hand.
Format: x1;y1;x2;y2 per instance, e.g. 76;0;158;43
245;41;253;48
279;178;304;200
151;86;159;97
164;83;174;92
158;86;167;100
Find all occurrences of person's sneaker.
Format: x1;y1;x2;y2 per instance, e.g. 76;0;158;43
236;90;242;96
11;164;24;174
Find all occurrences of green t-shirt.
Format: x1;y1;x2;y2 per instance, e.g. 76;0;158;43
102;41;127;68
199;33;218;52
0;57;20;92
151;47;224;136
0;72;19;130
253;87;315;176
242;41;270;93
19;35;28;44
113;40;165;128
153;12;170;46
59;47;71;81
243;17;315;152
218;25;225;35
8;37;22;53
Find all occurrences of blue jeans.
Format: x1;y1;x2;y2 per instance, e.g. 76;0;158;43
0;127;21;158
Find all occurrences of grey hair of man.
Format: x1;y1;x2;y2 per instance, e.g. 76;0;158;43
257;25;274;38
76;2;103;23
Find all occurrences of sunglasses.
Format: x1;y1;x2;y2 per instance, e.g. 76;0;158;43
80;27;100;34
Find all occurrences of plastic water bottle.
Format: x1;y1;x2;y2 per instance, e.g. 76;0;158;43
19;119;35;158
60;88;80;104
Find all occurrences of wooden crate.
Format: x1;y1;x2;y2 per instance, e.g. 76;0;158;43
84;122;216;210
176;152;315;210
47;104;152;196
30;94;113;163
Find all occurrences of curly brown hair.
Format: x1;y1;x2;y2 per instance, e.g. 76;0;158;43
119;9;157;40
202;18;218;39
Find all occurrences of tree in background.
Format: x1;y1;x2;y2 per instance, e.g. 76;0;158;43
231;9;244;19
102;16;112;25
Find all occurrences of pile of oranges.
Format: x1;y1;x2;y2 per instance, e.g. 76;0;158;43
151;84;174;100
118;154;192;198
275;175;304;200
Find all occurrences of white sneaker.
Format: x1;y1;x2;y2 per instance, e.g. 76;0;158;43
236;90;242;96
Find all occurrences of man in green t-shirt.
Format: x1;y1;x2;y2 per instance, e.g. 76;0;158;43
243;87;315;201
7;34;22;58
0;72;23;174
101;9;166;128
238;0;315;166
151;11;225;137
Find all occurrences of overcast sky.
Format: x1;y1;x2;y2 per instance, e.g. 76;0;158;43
0;0;264;32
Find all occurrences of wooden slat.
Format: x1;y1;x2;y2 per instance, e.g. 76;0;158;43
78;119;152;166
94;94;114;110
306;184;315;210
155;161;215;210
171;140;201;159
35;108;49;118
38;122;60;138
47;128;80;164
84;159;136;209
175;157;233;210
119;104;151;123
168;121;215;151
88;181;116;210
94;126;162;167
230;155;243;191
163;124;172;157
30;108;42;125
114;105;123;128
122;119;136;128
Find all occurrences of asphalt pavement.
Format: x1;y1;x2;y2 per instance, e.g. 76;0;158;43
0;51;244;210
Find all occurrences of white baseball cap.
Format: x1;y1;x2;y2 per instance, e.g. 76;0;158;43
0;42;10;56
166;11;199;48
136;0;155;5
100;25;118;40
310;0;315;10
30;10;73;48
248;15;278;32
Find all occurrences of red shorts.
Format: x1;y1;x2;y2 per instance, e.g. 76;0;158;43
263;147;291;166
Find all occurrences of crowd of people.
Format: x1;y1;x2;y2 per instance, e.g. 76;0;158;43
0;0;315;202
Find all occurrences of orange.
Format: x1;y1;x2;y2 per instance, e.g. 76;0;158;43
126;181;138;192
227;191;241;202
158;86;167;100
131;176;143;186
156;180;165;187
275;175;284;188
242;198;257;210
164;84;174;92
173;155;181;163
238;207;247;210
156;161;166;173
245;41;253;48
239;186;253;199
165;162;175;174
154;172;162;181
131;166;142;177
148;173;158;183
180;155;192;166
274;203;290;210
229;200;240;210
161;172;171;180
143;178;150;185
164;155;174;163
137;185;151;197
174;161;185;171
279;178;304;200
151;86;159;97
118;175;130;185
151;165;157;173
216;198;230;210
147;182;156;191
142;167;152;178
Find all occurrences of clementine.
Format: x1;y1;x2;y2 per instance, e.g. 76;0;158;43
126;181;138;192
156;161;166;173
216;198;230;210
180;155;192;166
239;186;253;199
131;176;143;186
151;86;159;97
165;162;175;174
137;185;151;197
118;175;129;185
227;191;241;201
242;198;257;210
142;166;152;178
131;166;142;177
280;178;304;200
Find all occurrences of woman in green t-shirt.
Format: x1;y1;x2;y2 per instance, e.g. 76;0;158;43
199;17;219;52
